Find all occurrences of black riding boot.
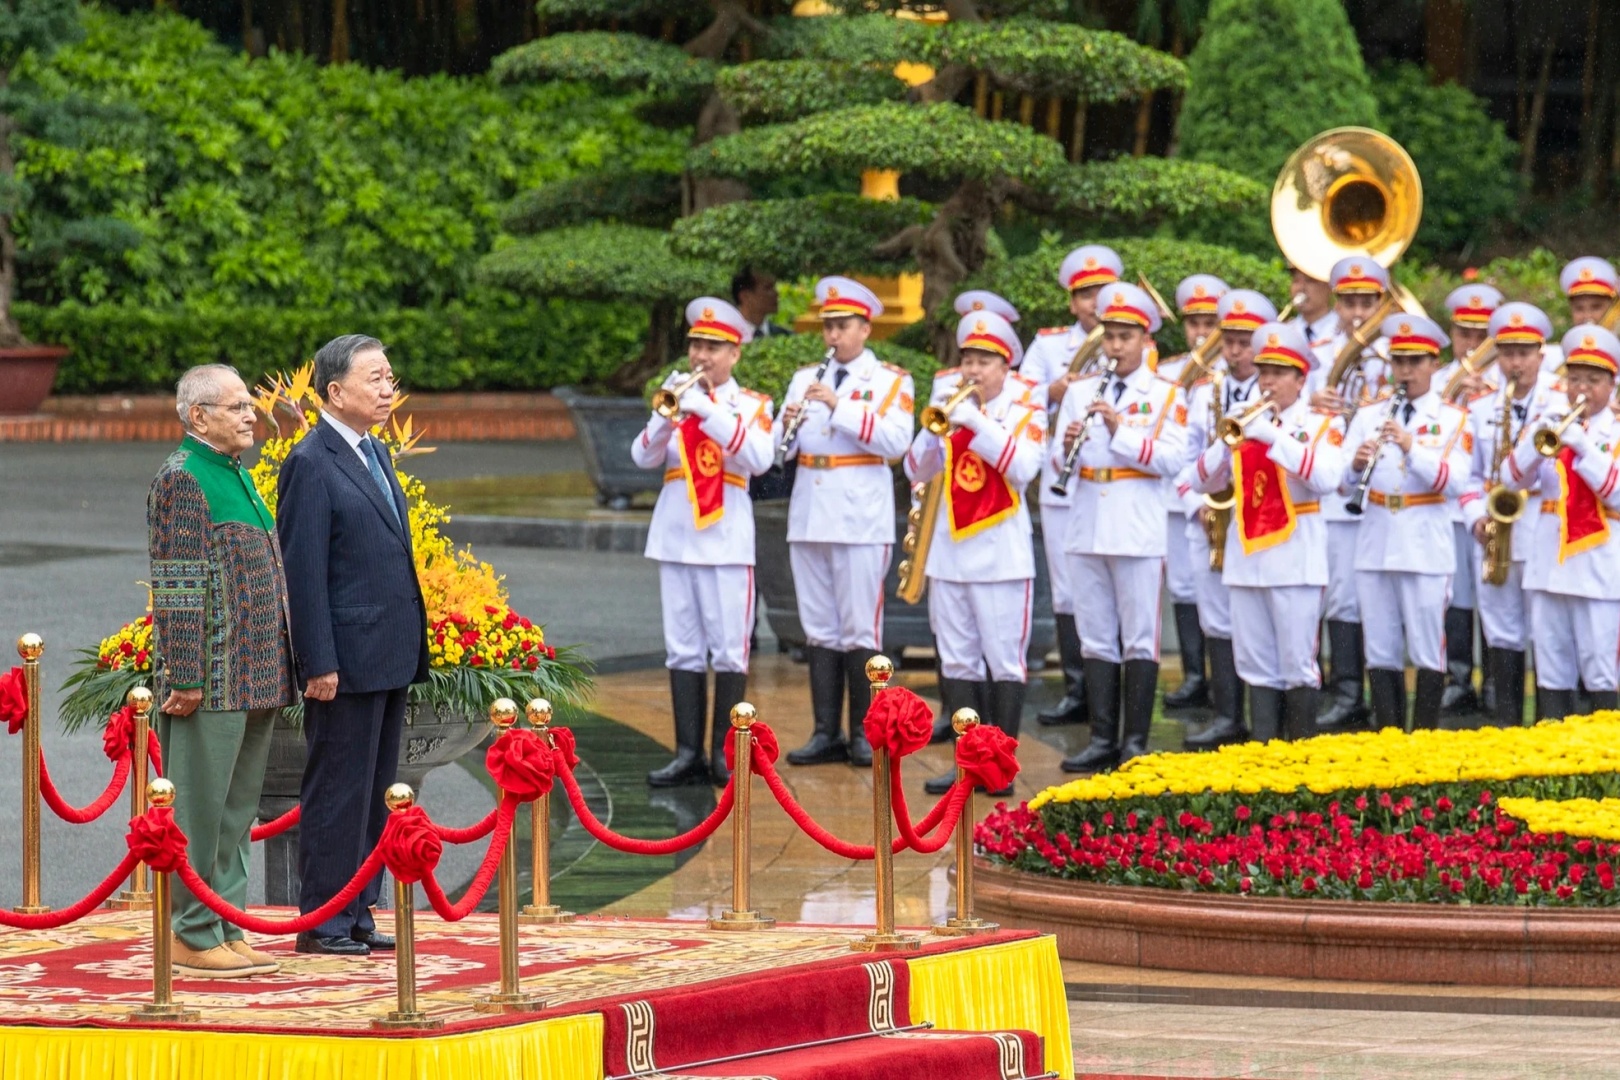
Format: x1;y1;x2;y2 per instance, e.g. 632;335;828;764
1062;660;1121;773
1412;668;1445;730
1488;647;1526;728
1440;607;1479;715
787;645;848;765
1118;659;1159;765
1184;636;1246;749
708;671;748;786
1163;604;1209;710
983;680;1025;797
1283;686;1321;742
1367;667;1407;732
925;677;986;794
845;649;878;767
1037;614;1087;726
1316;620;1370;731
1248;686;1283;743
930;657;954;744
1590;689;1620;711
1538;686;1576;722
647;669;710;787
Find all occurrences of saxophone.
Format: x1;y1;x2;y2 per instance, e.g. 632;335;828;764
1481;380;1525;586
1203;370;1236;571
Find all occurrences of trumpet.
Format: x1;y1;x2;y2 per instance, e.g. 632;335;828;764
1344;385;1408;516
1481;380;1524;587
774;348;833;466
1049;357;1118;497
652;369;707;420
920;379;981;436
1218;395;1278;447
1534;396;1590;457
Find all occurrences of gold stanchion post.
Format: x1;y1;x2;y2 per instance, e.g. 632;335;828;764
932;709;998;937
373;783;443;1030
14;634;48;915
853;656;921;953
709;703;774;931
518;698;574;925
108;687;155;911
128;779;198;1023
475;698;545;1013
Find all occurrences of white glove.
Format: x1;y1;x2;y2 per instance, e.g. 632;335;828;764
1560;416;1590;454
953;401;988;433
679;388;716;419
1245;418;1280;446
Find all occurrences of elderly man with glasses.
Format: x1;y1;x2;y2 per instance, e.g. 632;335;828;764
148;363;295;979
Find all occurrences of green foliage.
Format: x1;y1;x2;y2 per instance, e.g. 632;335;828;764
715;60;906;123
1046;157;1266;224
690;102;1067;186
500;171;682;233
489;32;715;97
1402;248;1618;335
0;0;80;72
1178;0;1379;183
477;223;728;303
534;0;704;20
919;19;1187;101
1371;62;1519;257
669;194;933;278
20;298;644;395
762;13;915;66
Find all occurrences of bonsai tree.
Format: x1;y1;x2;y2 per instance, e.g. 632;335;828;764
482;1;1265;374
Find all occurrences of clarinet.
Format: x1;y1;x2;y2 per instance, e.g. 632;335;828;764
1344;384;1408;516
774;348;834;467
1049;358;1119;498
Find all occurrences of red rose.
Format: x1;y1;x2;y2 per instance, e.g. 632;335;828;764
120;641;135;656
0;667;26;735
1235;805;1251;821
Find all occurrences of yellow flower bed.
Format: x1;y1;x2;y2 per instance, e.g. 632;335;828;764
1029;713;1620;811
1498;798;1620;843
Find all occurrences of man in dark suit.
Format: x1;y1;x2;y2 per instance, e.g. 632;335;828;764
277;334;429;956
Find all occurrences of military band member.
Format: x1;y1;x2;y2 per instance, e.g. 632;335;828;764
633;299;774;786
1542;257;1620;372
1343;313;1471;731
1021;245;1124;729
777;277;916;768
904;311;1046;797
1178;289;1277;748
1510;326;1620;718
1287;264;1338;352
1309;256;1394;731
1190;322;1347;740
1461;303;1558;727
1159;274;1229;714
1054;283;1189;772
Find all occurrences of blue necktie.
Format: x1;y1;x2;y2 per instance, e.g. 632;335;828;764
361;437;401;526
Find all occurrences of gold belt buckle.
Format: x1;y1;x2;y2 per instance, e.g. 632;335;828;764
1092;468;1114;483
1386;494;1404;512
806;454;830;469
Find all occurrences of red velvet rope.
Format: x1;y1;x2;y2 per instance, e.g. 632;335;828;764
417;798;518;922
39;752;131;824
431;805;500;845
177;848;387;936
147;730;163;778
250;805;301;842
0;851;141;930
0;667;25;736
889;763;969;856
754;753;876;860
555;754;735;855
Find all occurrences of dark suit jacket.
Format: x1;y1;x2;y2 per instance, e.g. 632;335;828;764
277;418;430;694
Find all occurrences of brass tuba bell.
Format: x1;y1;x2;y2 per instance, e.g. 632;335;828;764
1271;127;1424;284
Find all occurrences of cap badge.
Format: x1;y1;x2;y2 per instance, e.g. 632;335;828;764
1232;300;1246;313
1585;335;1598;348
701;307;715;320
827;286;840;299
1582;268;1595;281
1267;333;1280;347
1399;322;1412;335
1350;263;1363;276
1510;313;1525;326
1470;294;1482;306
1193;285;1206;297
974;320;987;333
1084;257;1097;269
972;300;984;310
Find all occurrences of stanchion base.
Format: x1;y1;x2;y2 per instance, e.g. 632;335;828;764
11;905;49;915
518;905;576;925
373;1011;446;1030
472;992;546;1014
106;891;154;912
708;910;776;931
931;917;1000;937
850;932;924;953
127;1004;200;1024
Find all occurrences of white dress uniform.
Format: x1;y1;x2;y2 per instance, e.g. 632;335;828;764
1178;367;1259;639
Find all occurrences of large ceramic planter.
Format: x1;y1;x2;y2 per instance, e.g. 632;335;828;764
257;706;493;904
553;386;664;510
0;345;70;415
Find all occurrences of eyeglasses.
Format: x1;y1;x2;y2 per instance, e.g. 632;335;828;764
196;401;258;416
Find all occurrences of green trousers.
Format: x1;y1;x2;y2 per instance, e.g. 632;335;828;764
156;708;277;951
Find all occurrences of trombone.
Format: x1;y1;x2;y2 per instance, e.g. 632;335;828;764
920;380;980;436
1534;396;1590;457
1218;395;1278;446
651;370;707;420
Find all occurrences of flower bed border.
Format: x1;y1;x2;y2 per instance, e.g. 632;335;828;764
972;858;1620;987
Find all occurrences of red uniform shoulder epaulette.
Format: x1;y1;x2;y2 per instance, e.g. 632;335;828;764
740;387;770;402
1037;326;1069;337
881;362;909;377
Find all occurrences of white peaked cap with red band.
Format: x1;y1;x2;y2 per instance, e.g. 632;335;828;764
1443;284;1504;329
1097;282;1163;335
1560;256;1619;300
1380;313;1450;356
1487;302;1553;345
814;276;884;321
685;296;753;345
954;290;1020;322
1216;290;1278;332
1251;322;1312;373
1175;274;1229;315
1329;256;1391;295
1058;245;1123;292
1561;325;1620;376
956;310;1023;368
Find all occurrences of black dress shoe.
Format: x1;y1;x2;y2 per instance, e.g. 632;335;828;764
295;932;369;956
353;930;394;951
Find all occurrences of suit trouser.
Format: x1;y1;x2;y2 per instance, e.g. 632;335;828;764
1230;586;1324;690
1356;570;1450;672
1531;591;1620;691
1039;503;1074;615
1478;563;1530;650
928;578;1033;682
1324;522;1361;622
158;708;277;950
1185;525;1233;637
1068;553;1163;663
790;541;889;651
1164;511;1197;605
300;688;406;938
660;562;753;674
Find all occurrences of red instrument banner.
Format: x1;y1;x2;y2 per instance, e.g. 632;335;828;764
1556;446;1609;562
944;428;1018;540
1232;438;1297;555
677;415;726;530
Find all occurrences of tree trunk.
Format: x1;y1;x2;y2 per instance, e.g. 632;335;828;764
889;181;1000;359
1132;93;1152;157
1519;16;1557;183
691;91;749;211
1070;98;1088;163
613;302;677;395
0;101;25;347
330;0;349;64
1424;0;1467;84
1578;0;1606;190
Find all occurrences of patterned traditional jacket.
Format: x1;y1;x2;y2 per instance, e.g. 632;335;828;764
147;435;296;712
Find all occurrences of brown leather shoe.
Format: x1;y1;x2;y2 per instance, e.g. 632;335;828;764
225;938;281;971
172;940;273;979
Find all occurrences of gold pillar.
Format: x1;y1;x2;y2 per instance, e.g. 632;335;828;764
710;703;774;930
374;784;443;1030
129;779;199;1023
932;709;998;937
853;656;921;953
109;687;154;911
519;698;574;925
14;634;47;915
475;699;545;1014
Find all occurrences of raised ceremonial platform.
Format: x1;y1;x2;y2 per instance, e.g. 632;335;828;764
0;912;1069;1080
